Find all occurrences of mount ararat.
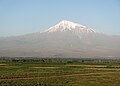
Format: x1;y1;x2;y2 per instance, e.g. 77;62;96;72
0;20;120;58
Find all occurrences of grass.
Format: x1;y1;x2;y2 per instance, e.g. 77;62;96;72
0;59;120;86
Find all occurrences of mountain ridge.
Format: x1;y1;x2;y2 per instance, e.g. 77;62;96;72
0;20;120;58
41;20;96;33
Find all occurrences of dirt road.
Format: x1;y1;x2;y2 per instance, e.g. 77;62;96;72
0;72;117;81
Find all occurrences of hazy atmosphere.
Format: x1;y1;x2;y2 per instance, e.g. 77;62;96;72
0;0;120;86
0;0;120;36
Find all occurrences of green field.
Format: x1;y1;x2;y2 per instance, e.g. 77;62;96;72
0;58;120;86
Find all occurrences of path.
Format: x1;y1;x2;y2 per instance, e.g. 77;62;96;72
0;72;117;81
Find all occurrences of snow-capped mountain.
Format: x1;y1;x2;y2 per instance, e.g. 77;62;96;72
0;20;120;58
41;20;98;39
43;20;96;33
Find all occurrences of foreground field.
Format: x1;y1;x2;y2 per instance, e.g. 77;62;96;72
0;58;120;86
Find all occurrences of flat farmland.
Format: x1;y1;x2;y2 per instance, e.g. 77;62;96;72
0;58;120;86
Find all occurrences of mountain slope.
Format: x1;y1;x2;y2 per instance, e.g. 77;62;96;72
0;20;120;58
42;20;96;33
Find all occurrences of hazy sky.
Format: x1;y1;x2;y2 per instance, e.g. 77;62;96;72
0;0;120;36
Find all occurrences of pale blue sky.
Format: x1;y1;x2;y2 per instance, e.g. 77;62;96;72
0;0;120;36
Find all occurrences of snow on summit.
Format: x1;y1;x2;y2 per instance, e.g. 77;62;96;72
42;20;96;34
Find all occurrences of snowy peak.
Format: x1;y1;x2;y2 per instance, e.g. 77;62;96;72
56;20;84;29
42;20;96;33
